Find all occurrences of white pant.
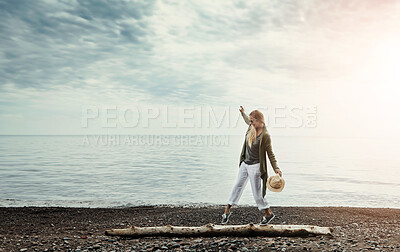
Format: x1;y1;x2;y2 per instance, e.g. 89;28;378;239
227;162;270;210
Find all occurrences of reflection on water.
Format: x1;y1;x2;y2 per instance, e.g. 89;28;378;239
0;135;399;208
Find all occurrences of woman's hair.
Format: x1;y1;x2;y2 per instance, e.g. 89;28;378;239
246;110;266;147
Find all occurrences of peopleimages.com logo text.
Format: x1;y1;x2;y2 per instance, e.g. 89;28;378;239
81;105;317;129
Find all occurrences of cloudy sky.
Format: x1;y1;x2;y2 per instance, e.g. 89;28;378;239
0;0;399;137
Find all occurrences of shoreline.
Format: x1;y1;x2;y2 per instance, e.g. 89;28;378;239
2;202;400;209
1;206;399;251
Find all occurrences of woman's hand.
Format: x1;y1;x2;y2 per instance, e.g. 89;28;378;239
239;106;244;113
275;168;282;177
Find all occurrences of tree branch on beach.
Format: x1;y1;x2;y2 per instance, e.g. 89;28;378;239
105;223;333;237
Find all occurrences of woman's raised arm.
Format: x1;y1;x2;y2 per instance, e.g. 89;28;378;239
239;106;251;125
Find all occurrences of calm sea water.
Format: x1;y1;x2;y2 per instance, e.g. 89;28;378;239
0;135;399;208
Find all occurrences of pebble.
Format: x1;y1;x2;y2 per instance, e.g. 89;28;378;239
349;223;359;228
171;244;180;248
332;226;341;232
2;207;399;251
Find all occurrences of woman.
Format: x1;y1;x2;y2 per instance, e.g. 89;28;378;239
222;106;282;225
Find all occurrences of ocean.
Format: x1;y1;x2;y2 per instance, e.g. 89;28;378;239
0;135;399;208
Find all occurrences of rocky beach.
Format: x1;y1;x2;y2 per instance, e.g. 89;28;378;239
1;206;399;251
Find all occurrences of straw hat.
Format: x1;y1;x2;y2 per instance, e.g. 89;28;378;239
267;175;285;192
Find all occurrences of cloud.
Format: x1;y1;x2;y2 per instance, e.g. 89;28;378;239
1;0;399;136
0;0;315;103
0;0;156;91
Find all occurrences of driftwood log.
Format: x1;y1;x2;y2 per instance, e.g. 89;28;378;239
105;223;333;237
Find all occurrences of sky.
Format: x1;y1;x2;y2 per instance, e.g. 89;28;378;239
0;0;399;137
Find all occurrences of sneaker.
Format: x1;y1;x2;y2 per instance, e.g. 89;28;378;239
260;213;275;225
221;211;231;224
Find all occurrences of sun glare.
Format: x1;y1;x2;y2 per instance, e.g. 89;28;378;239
368;37;400;91
345;35;400;137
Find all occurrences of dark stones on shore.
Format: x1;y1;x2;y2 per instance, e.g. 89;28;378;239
1;206;400;251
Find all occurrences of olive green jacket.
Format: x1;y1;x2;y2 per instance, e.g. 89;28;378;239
239;111;280;198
